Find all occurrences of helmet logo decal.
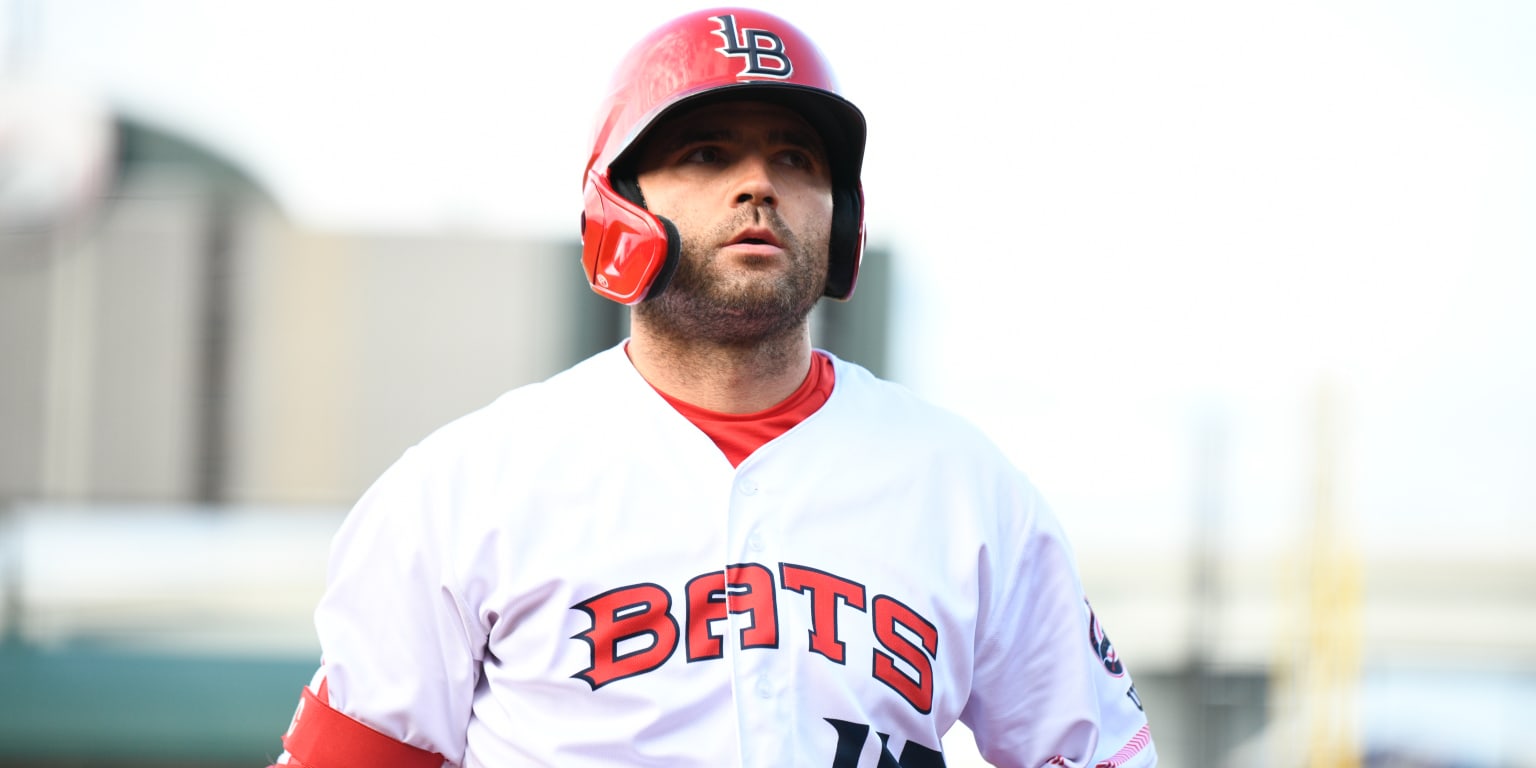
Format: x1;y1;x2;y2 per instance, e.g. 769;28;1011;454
710;14;793;79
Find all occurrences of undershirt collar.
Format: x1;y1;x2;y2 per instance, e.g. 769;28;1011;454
645;351;836;467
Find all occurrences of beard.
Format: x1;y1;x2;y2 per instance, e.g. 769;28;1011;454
635;208;829;346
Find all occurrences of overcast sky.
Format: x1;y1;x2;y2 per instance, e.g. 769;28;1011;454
6;0;1534;553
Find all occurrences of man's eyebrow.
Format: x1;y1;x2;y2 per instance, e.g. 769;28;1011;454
656;128;734;154
770;128;826;156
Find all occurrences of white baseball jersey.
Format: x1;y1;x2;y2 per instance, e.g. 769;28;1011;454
279;344;1156;767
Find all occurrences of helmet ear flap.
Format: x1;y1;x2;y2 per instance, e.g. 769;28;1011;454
651;216;681;298
823;183;864;301
580;172;680;305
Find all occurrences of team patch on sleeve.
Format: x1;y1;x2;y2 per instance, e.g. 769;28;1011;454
1085;599;1125;677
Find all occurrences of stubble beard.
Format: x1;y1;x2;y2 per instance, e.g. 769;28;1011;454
636;209;829;348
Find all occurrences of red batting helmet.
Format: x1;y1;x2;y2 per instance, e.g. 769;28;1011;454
579;8;867;305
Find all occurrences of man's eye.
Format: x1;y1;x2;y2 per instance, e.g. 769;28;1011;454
776;151;815;170
682;147;721;164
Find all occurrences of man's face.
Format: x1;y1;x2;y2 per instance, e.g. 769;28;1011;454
631;100;834;345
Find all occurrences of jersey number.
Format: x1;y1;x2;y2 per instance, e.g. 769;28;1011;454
826;718;945;768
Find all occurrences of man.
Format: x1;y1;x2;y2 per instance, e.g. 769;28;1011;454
271;8;1156;768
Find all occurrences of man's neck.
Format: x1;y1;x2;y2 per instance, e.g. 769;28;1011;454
626;321;813;414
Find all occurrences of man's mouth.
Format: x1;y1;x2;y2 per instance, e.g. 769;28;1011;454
729;228;782;248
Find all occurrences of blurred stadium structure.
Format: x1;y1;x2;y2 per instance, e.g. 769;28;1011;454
3;2;1535;768
3;97;1533;768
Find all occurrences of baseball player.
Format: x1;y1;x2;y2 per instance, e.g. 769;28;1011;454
270;8;1156;768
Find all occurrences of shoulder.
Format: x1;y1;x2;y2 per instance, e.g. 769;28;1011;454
820;353;1008;462
815;352;1054;524
368;344;672;490
343;343;671;531
416;344;642;450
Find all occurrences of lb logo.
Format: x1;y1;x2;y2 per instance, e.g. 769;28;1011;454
710;14;793;79
1087;600;1125;677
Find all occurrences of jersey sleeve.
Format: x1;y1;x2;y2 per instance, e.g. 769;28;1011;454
960;479;1157;768
275;445;483;768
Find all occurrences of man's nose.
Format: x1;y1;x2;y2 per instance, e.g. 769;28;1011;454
730;155;777;207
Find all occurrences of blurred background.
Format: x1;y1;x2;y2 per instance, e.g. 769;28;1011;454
1;0;1532;766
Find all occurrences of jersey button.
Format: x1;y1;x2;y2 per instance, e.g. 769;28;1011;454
755;674;774;699
748;532;766;551
737;479;759;496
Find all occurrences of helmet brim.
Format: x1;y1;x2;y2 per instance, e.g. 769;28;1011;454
606;81;866;194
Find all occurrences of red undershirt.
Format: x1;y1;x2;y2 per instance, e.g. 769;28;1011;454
649;351;836;467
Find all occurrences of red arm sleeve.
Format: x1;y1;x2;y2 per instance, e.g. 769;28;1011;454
276;686;445;768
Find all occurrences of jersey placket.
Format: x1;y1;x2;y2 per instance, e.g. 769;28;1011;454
726;466;790;767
